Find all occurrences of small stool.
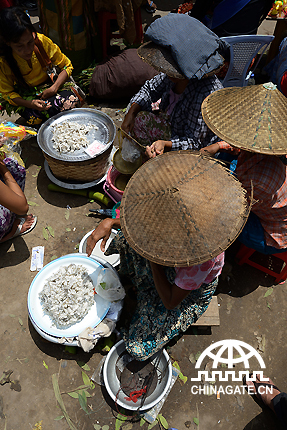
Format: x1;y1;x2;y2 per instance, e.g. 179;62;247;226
98;8;143;58
236;243;287;283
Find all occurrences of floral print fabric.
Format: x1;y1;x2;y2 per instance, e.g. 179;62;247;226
0;158;26;241
175;252;224;290
105;231;218;361
21;89;79;125
131;111;171;147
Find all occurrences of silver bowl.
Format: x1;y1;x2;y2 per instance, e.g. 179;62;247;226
103;340;172;411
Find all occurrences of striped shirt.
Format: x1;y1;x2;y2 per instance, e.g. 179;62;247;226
130;73;223;151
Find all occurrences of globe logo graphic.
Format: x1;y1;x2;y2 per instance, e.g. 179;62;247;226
195;339;266;369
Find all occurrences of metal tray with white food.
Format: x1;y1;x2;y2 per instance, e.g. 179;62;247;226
37;108;116;162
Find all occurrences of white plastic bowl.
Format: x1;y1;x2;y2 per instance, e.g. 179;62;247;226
79;229;120;267
103;340;172;411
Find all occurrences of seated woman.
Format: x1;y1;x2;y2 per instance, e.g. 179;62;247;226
201;83;287;254
0;144;36;243
86;151;248;360
265;37;287;98
121;13;228;159
0;7;79;125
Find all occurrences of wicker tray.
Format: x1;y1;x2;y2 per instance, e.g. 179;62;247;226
38;108;116;181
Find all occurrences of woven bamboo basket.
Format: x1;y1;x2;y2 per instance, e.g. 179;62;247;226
43;146;113;182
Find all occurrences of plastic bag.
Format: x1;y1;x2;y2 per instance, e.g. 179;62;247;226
121;137;141;163
0;121;37;152
95;268;125;301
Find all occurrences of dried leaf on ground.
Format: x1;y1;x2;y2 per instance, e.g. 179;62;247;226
189;353;196;364
18;318;23;326
195;351;201;361
54;416;64;421
65;210;70;220
28;201;39;206
122;424;133;430
102;425;109;430
256;334;266;353
50;255;57;261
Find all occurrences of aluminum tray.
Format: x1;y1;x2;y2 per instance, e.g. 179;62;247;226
37;108;116;162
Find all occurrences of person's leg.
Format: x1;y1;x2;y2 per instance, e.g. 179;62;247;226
246;374;287;427
272;392;287;427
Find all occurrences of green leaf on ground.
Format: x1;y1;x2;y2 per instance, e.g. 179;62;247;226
122;424;133;430
43;227;49;240
157;414;168;429
43;361;48;369
115;412;127;430
18;318;23;326
52;373;78;430
74;244;79;250
50;255;57;261
68;392;79;398
65;210;70;220
147;422;157;430
93;425;101;430
266;301;271;309
9;314;15;318
78;390;89;414
178;373;187;384
82;371;91;387
77;361;90;371
172;361;180;371
90;199;94;203
193;417;199;426
47;226;54;237
140;418;146;426
27;201;39;206
54;416;64;421
66;228;71;232
264;287;273;298
195;351;201;361
102;426;109;430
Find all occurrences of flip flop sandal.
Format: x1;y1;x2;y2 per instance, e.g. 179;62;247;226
145;1;156;13
12;216;37;239
243;374;280;409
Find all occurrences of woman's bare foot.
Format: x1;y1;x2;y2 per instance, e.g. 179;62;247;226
0;214;36;243
246;374;281;412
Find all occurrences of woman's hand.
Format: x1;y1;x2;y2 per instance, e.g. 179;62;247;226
145;140;172;158
40;86;57;100
200;143;220;157
31;99;51;111
86;218;119;256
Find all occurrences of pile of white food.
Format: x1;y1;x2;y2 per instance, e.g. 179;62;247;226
39;264;95;328
51;121;97;153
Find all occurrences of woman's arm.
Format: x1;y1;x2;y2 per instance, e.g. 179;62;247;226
86;218;121;256
40;69;69;100
121;102;142;134
11;97;51;110
0;159;28;215
150;261;190;310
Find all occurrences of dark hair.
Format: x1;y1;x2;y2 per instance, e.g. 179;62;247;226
0;7;36;89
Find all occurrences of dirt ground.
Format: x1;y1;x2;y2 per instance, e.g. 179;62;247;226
0;5;286;430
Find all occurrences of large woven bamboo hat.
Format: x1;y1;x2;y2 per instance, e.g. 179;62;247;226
201;82;287;155
120;151;249;267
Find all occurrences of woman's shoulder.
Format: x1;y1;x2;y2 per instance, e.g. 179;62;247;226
36;33;56;48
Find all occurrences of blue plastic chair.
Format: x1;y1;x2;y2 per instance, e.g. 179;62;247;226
221;35;274;87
